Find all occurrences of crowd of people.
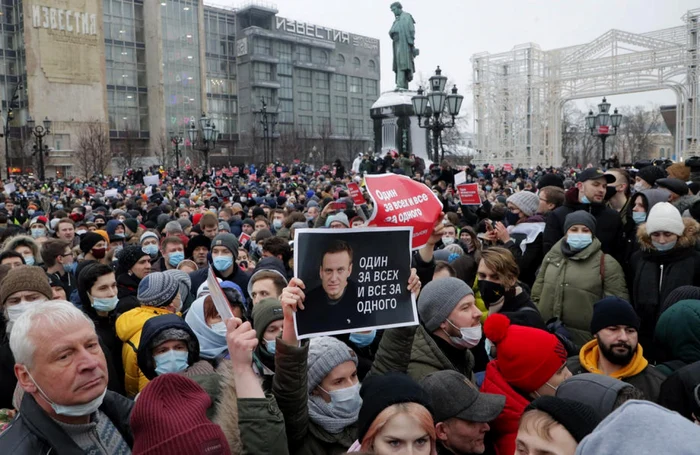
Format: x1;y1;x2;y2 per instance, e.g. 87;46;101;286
0;156;699;454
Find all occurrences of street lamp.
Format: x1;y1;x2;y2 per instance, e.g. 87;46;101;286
3;82;22;179
169;131;184;172
586;97;623;166
412;66;463;163
27;115;51;181
188;112;217;171
258;97;278;164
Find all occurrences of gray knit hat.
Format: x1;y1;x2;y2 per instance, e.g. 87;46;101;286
211;233;239;259
507;191;539;217
307;336;358;393
138;272;180;308
164;220;183;234
140;231;160;245
417;277;474;332
218;222;231;233
563;211;597;234
164;269;191;304
177;218;192;230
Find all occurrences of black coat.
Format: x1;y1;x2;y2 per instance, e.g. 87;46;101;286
0;340;15;409
503;216;546;288
116;272;142;317
0;391;133;454
658;360;700;420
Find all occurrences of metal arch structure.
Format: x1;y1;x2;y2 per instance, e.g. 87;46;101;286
471;8;700;168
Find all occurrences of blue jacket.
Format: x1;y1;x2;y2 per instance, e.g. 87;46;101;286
137;313;199;380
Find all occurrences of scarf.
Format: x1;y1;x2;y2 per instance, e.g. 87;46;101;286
184;297;228;359
307;395;359;434
579;339;649;380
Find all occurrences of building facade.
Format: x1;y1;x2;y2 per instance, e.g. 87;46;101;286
0;0;380;177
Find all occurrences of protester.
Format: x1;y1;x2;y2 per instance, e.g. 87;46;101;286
115;244;152;314
3;234;41;266
189;233;250;301
41;239;76;296
251;298;284;391
653;299;700;375
537;186;565;215
247;257;289;306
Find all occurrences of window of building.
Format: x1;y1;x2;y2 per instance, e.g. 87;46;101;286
350;77;363;94
279;75;293;99
351;98;363;115
313;49;329;65
298;115;313;133
660;147;665;157
335;74;347;92
335;96;348;114
351;119;363;134
278;63;293;76
317;94;330;113
365;79;378;97
353;57;361;69
276;42;292;62
297;69;312;88
315;72;329;90
254;37;272;56
336;118;348;135
368;59;376;72
253;62;272;81
279;100;294;123
299;92;313;111
316;116;331;134
296;45;311;63
337;53;345;67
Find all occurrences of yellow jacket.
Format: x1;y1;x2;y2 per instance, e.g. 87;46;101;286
115;306;174;397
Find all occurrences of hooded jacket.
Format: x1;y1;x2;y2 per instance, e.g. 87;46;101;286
631;218;700;360
657;360;700;420
621;189;671;277
532;237;629;347
2;234;41;265
555;373;634;420
654;299;700;368
115;305;175;397
136;313;201;380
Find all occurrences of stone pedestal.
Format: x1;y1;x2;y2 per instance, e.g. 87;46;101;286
370;90;431;164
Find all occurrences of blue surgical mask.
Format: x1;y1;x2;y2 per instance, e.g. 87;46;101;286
63;262;74;273
265;338;277;354
349;330;376;348
567;233;593;250
652;240;677;252
25;367;106;416
213;255;233;272
55;204;64;210
485;338;496;361
31;228;45;239
319;382;363;415
23;255;35;266
168;251;185;267
581;195;591;204
92;295;118;312
273;219;283;230
632;212;647;225
210;321;228;337
485;185;492;192
154;350;189;375
142;244;159;257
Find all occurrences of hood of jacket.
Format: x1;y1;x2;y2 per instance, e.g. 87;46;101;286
137;313;199;380
115;306;173;344
672;194;700;215
575;400;700;454
579;339;648;380
3;234;39;261
555;373;633;420
629;189;671;216
636;217;700;252
654;299;700;364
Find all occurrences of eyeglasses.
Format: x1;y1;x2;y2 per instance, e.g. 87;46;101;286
61;252;74;257
539;198;549;203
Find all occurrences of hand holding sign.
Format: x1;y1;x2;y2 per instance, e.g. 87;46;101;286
225;317;257;364
281;278;306;344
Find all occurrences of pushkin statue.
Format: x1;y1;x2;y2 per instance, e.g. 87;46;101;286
389;2;418;90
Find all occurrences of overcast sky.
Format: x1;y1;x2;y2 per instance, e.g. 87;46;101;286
213;0;700;124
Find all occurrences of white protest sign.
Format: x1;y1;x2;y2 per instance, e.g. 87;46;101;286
454;171;467;186
144;175;160;186
104;189;118;198
3;182;16;194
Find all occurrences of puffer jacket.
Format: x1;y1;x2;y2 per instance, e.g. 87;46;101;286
654;299;700;367
532;237;629;348
631;218;700;361
480;360;530;455
272;339;356;455
115;305;175;397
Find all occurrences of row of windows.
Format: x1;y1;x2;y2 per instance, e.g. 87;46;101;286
296;116;371;135
297;93;372;115
336;54;377;72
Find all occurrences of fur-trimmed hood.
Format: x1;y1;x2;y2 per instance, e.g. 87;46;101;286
637;217;700;251
2;234;41;263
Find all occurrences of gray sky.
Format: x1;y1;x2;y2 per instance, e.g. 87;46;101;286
214;0;700;123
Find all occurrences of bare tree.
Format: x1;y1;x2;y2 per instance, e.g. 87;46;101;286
75;121;111;179
154;134;170;168
112;127;140;170
317;118;334;163
617;105;662;162
344;120;360;163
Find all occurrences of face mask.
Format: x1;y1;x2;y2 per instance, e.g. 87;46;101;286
319;382;363;415
6;301;35;325
91;295;118;312
240;197;248;203
265;338;277;355
55;205;64;210
154;350;189;375
273;219;283;230
168;251;185;267
213;255;234;272
632;212;647;225
112;245;124;256
444;319;482;349
210;321;228;337
142;244;159;257
349;330;376;348
91;248;106;259
581;195;591;204
23;255;35;266
634;181;646;192
442;236;455;245
26;367;106;416
653;240;677;252
484;338;496;361
478;280;506;306
31;228;46;239
505;210;520;226
567;233;593;250
27;209;35;216
63;261;74;272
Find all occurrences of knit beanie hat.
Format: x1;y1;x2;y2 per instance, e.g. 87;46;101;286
307;336;358;393
211;233;239;259
563;210;597;235
124;218;139;233
177;218;192;231
131;374;230;455
357;373;433;442
484;314;567;393
589;297;640;335
256;228;273;243
79;232;105;254
637;165;667;186
138;272;179;308
525;396;601;443
326;212;350;228
163;269;191;304
251;298;284;342
662;285;700;313
0;265;52;306
666;162;691;181
164;220;183;234
417;277;474;332
140;231;159;245
117;245;150;275
645;202;684;236
217;222;231;233
537;173;565;190
94;230;109;244
507;191;539;217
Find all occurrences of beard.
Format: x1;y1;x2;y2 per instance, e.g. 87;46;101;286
599;338;636;366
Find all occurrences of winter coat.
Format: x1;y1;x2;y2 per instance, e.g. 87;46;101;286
115;272;142;317
0;340;15;409
631;218;700;361
272;339;357;455
503;216;546;288
115;305;175;397
658;360;700;420
543;188;623;260
480;360;531;455
654;299;700;367
0;391;133;454
532;237;629;348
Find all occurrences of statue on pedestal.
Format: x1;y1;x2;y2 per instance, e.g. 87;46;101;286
389;2;419;90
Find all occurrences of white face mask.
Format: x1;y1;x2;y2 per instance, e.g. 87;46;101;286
25;367;106;416
633;181;647;192
444;319;482;349
442;236;455;246
5;300;46;333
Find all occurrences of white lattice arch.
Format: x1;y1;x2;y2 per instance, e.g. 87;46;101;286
471;9;700;167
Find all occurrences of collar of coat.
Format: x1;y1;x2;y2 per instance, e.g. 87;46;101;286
579;338;648;380
636;217;700;252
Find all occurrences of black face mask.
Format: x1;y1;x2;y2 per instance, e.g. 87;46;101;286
478;280;506;307
505;211;520;226
604;185;617;201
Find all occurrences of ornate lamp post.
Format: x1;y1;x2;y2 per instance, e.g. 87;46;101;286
27;115;51;181
169;131;184;171
586;97;623;166
411;66;464;163
188;112;217;171
3;82;21;179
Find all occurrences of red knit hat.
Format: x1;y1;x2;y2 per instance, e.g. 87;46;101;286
130;374;230;455
192;213;203;226
484;314;567;393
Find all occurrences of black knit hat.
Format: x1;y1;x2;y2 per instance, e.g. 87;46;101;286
357;373;433;442
662;286;700;313
537;173;564;190
525;396;600;443
590;297;640;335
637;165;667;187
185;234;211;259
117;244;150;275
563;210;597;234
124;218;139;233
79;232;105;254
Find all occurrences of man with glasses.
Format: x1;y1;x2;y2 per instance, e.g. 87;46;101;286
537;186;565;215
40;239;76;295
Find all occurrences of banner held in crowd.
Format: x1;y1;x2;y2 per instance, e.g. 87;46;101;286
457;183;482;205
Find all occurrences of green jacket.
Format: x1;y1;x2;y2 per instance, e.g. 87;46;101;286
532;238;629;348
272;340;357;455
